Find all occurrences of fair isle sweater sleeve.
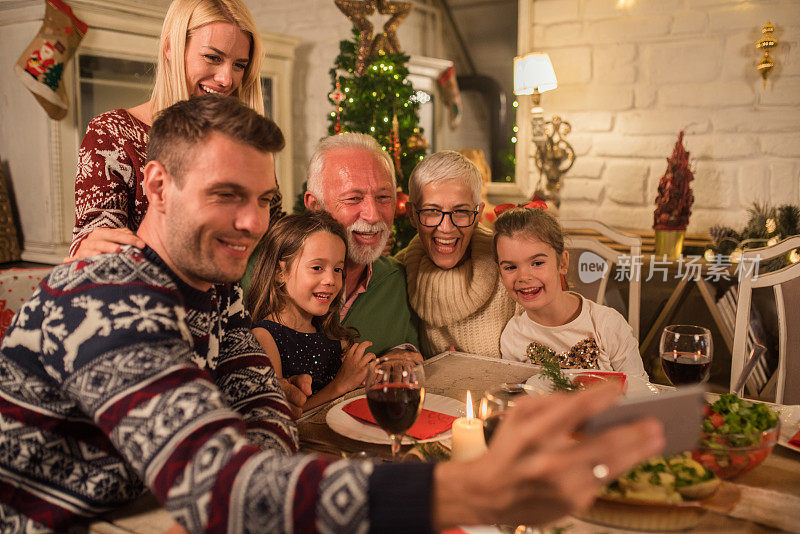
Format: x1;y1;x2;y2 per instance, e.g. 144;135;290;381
212;284;298;453
26;260;379;533
71;110;148;256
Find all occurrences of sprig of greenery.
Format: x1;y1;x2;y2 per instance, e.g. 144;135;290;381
529;345;577;392
411;441;451;462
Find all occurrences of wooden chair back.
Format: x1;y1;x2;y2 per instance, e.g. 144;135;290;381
560;219;642;340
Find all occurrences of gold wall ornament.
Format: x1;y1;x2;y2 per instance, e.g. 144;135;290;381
756;21;777;87
530;110;575;207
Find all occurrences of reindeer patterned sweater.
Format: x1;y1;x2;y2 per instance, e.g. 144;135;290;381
0;246;433;533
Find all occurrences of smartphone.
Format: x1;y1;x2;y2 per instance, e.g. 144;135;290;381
579;384;706;457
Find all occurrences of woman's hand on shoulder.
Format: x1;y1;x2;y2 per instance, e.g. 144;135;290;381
334;340;375;394
68;227;145;261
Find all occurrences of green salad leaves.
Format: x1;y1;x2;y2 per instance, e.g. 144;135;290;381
703;393;779;448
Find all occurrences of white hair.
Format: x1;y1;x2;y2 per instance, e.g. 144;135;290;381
408;150;482;206
306;133;396;205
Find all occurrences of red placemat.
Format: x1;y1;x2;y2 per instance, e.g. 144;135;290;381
343;398;456;440
790;429;800;448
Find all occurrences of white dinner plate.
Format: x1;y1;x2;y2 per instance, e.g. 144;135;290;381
525;369;660;400
776;404;800;453
326;392;464;445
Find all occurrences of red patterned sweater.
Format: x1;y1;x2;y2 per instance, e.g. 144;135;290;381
71;110;284;257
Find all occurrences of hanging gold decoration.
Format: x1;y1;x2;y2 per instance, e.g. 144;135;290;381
334;0;376;76
756;21;777;87
371;0;412;56
391;112;403;179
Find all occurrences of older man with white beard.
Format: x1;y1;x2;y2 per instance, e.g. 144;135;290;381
304;133;420;357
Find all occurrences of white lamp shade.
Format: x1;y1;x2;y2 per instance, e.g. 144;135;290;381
514;53;558;95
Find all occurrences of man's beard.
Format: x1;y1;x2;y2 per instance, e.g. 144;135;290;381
346;219;389;265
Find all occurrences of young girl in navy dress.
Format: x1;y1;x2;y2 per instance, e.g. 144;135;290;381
494;208;647;378
246;211;375;411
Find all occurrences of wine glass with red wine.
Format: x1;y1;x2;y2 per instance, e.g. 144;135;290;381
365;356;425;458
479;383;540;444
659;325;713;385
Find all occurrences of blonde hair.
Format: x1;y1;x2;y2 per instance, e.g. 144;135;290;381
151;0;264;117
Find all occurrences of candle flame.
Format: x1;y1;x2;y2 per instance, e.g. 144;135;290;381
465;390;474;419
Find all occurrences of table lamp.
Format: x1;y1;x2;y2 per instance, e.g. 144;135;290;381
514;52;575;206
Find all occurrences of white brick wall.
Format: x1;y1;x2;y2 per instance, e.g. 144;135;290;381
525;0;800;234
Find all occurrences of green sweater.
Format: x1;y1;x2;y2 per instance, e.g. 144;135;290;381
343;256;419;356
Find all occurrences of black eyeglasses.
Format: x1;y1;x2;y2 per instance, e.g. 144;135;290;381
414;206;479;228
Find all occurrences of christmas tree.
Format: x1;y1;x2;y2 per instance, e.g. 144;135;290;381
653;130;694;231
325;28;426;250
41;62;64;91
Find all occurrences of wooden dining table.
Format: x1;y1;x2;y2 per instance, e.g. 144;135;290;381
90;351;800;533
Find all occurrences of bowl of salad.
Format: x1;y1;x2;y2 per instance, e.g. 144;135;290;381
692;393;780;479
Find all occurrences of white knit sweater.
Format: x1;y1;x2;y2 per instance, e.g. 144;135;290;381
396;225;516;358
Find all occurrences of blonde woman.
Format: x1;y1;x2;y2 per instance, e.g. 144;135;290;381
70;0;281;259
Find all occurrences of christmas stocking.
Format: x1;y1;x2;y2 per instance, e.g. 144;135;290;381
437;65;462;130
14;0;87;120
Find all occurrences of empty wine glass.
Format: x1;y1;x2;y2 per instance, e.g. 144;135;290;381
659;325;713;385
365;356;425;458
479;383;540;444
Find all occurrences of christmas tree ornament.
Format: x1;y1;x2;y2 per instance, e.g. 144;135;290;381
328;81;346;105
407;130;428;150
333;106;343;134
334;0;376;76
329;81;346;134
396;188;409;217
391;112;403;179
653;130;694;259
755;21;777;88
14;0;87;120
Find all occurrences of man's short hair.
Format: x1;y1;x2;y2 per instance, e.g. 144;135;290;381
306;133;396;206
146;94;285;183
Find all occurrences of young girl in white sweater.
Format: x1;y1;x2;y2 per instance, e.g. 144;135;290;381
494;207;647;378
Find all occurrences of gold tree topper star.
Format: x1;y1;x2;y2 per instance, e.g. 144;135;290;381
334;0;377;75
374;0;412;55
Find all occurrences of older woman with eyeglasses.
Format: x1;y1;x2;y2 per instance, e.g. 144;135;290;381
395;151;516;357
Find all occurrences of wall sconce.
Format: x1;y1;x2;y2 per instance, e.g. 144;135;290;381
756;21;777;87
514;52;575;206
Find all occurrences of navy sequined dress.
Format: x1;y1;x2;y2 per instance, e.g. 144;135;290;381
255;319;342;394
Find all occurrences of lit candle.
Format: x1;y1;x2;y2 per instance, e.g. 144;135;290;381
450;390;487;462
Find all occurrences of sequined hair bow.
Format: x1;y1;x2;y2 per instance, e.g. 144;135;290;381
493;198;548;217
